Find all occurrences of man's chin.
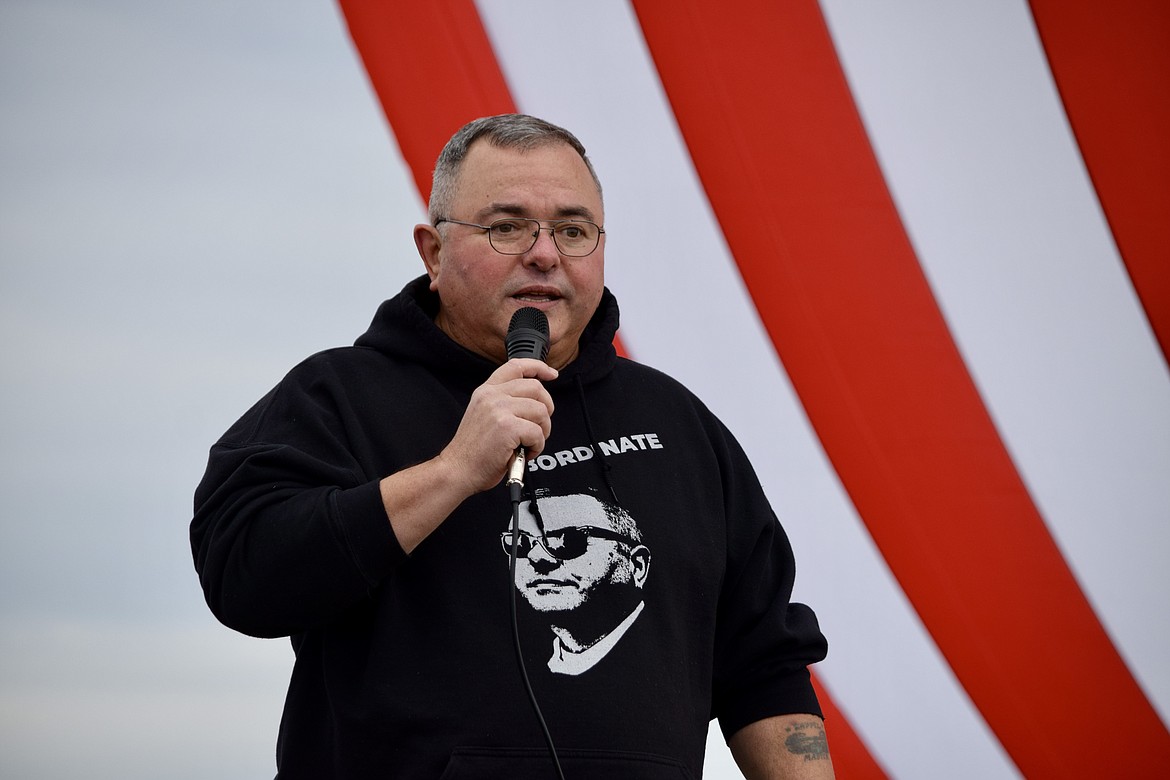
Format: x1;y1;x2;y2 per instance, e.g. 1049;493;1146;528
519;587;584;613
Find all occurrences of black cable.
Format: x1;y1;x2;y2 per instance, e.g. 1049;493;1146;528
508;485;567;780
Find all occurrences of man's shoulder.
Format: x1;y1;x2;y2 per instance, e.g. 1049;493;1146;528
263;345;404;404
613;354;684;384
611;355;705;402
606;357;745;449
284;343;394;378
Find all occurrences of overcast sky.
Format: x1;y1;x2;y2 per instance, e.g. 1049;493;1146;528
1;1;432;776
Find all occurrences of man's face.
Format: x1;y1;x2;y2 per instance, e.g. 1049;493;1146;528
416;140;605;369
510;494;637;613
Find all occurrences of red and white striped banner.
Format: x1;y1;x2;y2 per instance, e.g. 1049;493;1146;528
336;1;1170;776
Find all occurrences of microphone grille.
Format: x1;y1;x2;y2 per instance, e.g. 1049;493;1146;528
505;307;550;361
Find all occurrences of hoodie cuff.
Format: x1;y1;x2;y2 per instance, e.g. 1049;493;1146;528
331;480;408;586
717;667;824;741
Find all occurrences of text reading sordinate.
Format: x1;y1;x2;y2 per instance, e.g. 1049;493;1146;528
527;433;663;473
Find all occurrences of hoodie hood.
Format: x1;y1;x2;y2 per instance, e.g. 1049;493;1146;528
354;275;621;392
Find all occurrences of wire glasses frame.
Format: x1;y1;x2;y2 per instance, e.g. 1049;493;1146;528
436;217;604;257
501;526;633;561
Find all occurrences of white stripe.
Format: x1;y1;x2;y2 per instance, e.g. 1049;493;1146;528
820;0;1170;727
477;1;1021;776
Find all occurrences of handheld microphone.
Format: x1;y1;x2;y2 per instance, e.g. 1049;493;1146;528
504;307;550;492
503;305;565;778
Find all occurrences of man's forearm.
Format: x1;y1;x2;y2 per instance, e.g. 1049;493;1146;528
728;714;835;779
380;452;473;554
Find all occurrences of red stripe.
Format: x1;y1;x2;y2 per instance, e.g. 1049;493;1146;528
811;675;889;779
631;0;1170;776
336;0;517;201
1028;0;1170;362
336;0;874;770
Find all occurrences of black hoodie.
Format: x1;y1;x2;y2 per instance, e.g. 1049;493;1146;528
192;276;827;779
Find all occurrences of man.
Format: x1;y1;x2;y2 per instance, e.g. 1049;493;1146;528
192;113;833;778
507;489;652;675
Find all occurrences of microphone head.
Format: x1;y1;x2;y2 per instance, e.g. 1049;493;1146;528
505;307;550;361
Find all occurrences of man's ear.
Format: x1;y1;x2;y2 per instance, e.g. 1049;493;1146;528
629;545;651;588
414;224;442;289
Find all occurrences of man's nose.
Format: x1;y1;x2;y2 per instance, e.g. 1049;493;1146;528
522;227;561;271
525;539;561;567
529;555;560;575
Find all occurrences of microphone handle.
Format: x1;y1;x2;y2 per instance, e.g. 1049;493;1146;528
506;446;526;487
503;308;549;497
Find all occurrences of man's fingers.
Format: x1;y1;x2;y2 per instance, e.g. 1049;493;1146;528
490;357;559;384
443;359;559;493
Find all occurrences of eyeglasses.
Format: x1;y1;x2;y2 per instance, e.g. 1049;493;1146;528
500;526;632;560
436;217;604;257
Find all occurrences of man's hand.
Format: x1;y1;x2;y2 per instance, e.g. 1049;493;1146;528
379;358;558;553
441;358;558;495
729;714;836;779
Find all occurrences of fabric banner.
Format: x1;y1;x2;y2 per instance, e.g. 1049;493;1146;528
337;1;1170;776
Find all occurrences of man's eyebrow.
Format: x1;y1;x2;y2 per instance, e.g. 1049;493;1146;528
553;206;598;222
477;203;599;222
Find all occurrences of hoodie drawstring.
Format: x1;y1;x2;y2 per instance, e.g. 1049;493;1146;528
575;375;621;507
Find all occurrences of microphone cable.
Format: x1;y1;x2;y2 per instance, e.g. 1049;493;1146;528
508;483;567;780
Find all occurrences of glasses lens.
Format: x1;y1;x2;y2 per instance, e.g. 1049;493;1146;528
552;221;599;257
501;531;535;557
487;219;537;254
542;528;590;559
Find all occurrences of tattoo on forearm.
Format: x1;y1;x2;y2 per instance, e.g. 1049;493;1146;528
784;720;829;762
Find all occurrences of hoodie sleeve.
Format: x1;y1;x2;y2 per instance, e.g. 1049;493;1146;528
190;359;406;638
708;418;828;739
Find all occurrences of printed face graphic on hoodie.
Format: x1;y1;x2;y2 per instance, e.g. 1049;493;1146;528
509;492;649;612
505;491;652;675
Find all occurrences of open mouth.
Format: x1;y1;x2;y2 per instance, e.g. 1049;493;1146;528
512;287;562;304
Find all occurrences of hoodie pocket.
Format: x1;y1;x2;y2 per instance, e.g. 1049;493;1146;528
438;746;695;780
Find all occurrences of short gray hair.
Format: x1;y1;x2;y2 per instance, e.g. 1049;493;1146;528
529;488;642;544
428;114;603;224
